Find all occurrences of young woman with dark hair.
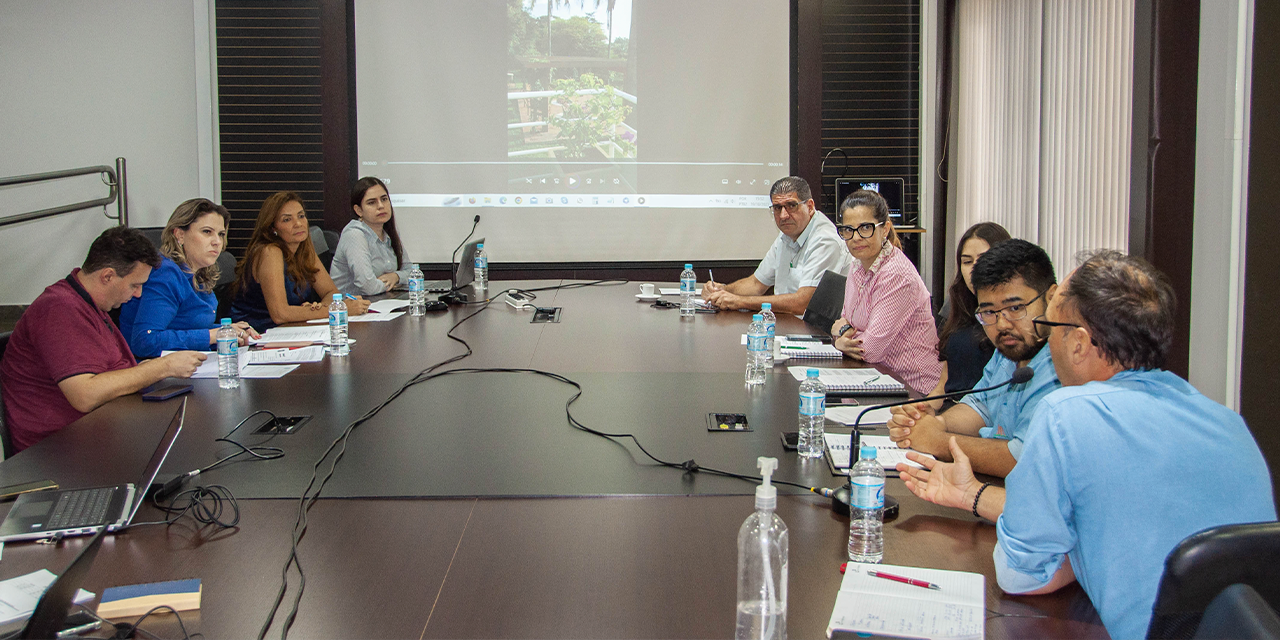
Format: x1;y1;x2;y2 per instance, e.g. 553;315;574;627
330;176;413;295
928;222;1012;401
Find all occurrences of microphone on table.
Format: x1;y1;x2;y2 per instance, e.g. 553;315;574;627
822;366;1035;517
440;215;481;305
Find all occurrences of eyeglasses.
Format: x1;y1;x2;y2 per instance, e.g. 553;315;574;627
1032;315;1098;345
769;200;804;215
835;222;884;240
974;289;1048;326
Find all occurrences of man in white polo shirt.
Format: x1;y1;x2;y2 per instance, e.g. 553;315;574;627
701;176;852;314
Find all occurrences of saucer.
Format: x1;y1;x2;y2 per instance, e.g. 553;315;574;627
636;293;662;301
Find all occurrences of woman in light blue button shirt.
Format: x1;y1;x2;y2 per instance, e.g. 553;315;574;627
331;176;412;295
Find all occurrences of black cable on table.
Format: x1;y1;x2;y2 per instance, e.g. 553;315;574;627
258;278;825;639
77;603;201;640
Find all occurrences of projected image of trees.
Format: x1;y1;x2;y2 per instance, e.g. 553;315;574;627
507;0;636;168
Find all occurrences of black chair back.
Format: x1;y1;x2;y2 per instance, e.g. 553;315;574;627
802;269;847;334
1148;521;1280;639
1193;584;1280;639
0;330;14;458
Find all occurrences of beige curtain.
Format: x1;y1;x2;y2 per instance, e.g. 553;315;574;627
954;0;1133;274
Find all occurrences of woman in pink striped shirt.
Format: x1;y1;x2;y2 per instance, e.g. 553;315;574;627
830;190;942;395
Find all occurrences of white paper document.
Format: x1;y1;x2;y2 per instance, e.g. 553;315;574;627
824;434;935;471
827;562;985;640
0;570;94;626
368;299;411;313
245;345;326;365
240;364;299;378
659;287;681;296
306;311;403;323
253;326;331;344
825;405;894;425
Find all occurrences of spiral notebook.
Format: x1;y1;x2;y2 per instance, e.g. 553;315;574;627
824;434;935;474
777;337;844;359
786;367;907;395
827;562;985;639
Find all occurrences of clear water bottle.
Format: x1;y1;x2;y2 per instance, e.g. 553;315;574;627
216;317;240;389
474;243;489;291
328;294;349;357
797;369;825;458
746;314;768;385
848;445;885;563
680;263;696;317
736;457;788;640
408;263;425;316
760;303;776;364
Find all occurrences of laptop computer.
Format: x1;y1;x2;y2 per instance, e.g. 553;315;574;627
801;269;848;335
11;527;106;639
422;237;485;293
0;399;186;543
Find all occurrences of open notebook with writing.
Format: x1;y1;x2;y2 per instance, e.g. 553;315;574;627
828;562;985;640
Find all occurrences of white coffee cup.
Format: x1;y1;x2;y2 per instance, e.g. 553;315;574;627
639;283;656;296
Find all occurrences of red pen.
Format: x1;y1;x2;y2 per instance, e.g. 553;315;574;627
867;570;941;590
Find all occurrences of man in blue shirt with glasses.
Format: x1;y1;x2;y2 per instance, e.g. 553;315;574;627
888;239;1062;477
897;250;1275;640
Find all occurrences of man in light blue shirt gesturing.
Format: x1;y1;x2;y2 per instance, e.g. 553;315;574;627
896;250;1275;640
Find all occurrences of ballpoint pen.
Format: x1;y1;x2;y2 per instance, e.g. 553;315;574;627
867;570;941;590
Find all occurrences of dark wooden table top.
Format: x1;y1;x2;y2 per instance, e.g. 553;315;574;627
0;280;1109;639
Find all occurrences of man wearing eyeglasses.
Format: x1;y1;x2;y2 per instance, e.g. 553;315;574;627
887;239;1062;477
893;251;1274;640
701;176;852;314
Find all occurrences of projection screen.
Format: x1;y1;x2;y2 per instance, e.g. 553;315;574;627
354;0;791;264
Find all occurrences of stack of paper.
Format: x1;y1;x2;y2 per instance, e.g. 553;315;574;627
827;562;985;639
0;570;94;626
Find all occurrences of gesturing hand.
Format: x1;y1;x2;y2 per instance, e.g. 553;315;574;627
896;436;982;511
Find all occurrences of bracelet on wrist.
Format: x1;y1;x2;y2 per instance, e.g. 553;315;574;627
972;482;994;519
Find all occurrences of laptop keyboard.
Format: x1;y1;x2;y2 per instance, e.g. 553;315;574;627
47;488;115;529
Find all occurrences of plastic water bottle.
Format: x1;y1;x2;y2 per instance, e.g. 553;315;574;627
474;243;489;291
736;457;788;640
746;314;768;385
328;294;349;357
848;445;885;563
680;263;696;317
797;369;825;458
760;303;776;364
216;318;240;389
408;263;425;316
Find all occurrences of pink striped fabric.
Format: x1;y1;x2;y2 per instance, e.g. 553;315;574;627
840;245;942;395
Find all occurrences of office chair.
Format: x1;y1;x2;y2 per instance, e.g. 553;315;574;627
0;330;14;458
1193;584;1280;640
310;225;335;271
1148;521;1280;639
212;250;237;289
801;269;847;334
135;226;165;249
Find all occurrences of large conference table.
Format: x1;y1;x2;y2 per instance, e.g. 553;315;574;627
0;281;1109;639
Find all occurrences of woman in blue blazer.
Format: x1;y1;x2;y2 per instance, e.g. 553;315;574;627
120;198;258;358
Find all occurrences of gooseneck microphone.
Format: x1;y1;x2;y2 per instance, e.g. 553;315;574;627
440;215;482;305
449;214;482;291
823;366;1035;516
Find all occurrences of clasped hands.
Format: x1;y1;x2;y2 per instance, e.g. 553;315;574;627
828;319;865;360
887;401;951;457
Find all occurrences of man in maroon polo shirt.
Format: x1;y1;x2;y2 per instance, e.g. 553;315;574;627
1;227;206;452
